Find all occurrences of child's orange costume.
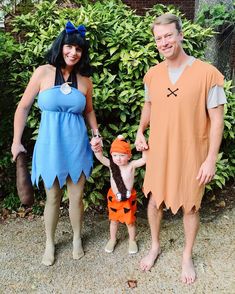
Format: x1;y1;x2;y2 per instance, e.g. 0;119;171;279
107;188;137;225
110;136;132;156
107;136;137;225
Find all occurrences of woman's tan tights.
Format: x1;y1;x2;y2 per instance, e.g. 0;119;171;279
42;174;85;266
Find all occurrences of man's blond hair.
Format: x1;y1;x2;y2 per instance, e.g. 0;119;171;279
151;13;182;33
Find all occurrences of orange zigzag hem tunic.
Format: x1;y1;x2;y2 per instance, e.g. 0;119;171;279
143;59;224;214
107;188;137;225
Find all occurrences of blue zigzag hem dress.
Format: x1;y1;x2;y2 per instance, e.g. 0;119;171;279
31;68;93;189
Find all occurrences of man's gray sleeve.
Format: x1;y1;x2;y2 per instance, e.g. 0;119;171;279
144;84;150;102
207;85;227;109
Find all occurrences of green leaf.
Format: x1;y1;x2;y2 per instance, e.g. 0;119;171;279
120;113;126;122
110;46;119;55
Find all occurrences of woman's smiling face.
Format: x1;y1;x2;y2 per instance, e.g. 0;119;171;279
62;44;82;67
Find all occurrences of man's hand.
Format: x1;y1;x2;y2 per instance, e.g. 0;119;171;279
196;159;216;186
135;132;148;151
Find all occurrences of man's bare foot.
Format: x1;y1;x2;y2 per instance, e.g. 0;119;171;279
181;255;196;284
73;238;84;260
42;242;55;266
140;248;161;271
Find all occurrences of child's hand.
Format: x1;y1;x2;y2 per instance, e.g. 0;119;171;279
90;137;103;153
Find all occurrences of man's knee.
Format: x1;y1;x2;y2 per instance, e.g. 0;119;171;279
148;194;163;211
148;195;156;208
183;206;199;216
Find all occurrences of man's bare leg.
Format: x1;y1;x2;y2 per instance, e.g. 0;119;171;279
181;209;199;284
67;174;86;260
140;195;162;271
42;179;62;266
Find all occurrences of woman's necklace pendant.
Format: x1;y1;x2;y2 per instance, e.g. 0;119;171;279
60;82;72;95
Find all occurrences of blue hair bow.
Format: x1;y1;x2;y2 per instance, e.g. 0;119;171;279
65;21;86;37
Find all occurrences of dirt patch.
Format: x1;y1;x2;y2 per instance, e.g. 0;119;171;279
0;182;235;293
200;180;235;221
1;205;234;293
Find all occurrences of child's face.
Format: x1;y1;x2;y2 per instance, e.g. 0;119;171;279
111;152;130;166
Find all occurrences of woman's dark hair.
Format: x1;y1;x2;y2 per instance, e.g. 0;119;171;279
45;29;92;76
110;156;128;201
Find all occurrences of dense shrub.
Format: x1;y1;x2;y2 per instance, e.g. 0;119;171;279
196;2;235;32
0;0;234;212
0;32;19;201
195;2;235;190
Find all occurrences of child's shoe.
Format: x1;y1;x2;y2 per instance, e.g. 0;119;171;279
105;239;117;253
128;240;138;254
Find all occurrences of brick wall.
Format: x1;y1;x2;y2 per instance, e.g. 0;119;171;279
122;0;195;19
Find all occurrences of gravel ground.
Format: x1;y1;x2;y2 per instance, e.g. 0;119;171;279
1;207;234;294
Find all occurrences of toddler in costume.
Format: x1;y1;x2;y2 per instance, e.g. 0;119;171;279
92;135;146;254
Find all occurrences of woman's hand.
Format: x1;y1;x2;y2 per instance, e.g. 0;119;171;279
11;142;26;161
90;137;103;153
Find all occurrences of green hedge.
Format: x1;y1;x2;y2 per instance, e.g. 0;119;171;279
0;0;234;212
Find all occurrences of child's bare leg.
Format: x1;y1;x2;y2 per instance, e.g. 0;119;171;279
105;220;118;252
140;195;162;271
127;223;138;254
181;208;199;284
127;222;136;241
110;220;118;240
67;174;86;260
42;179;62;266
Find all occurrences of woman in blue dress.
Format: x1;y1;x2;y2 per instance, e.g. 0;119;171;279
11;21;101;266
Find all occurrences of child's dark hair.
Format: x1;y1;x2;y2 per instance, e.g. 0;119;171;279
45;29;92;76
110;156;128;201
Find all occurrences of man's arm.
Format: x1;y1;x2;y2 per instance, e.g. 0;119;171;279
196;105;224;185
135;101;151;151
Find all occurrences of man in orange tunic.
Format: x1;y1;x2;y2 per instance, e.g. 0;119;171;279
135;13;226;284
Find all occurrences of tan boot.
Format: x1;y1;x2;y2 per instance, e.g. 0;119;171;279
105;239;117;253
128;240;138;254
